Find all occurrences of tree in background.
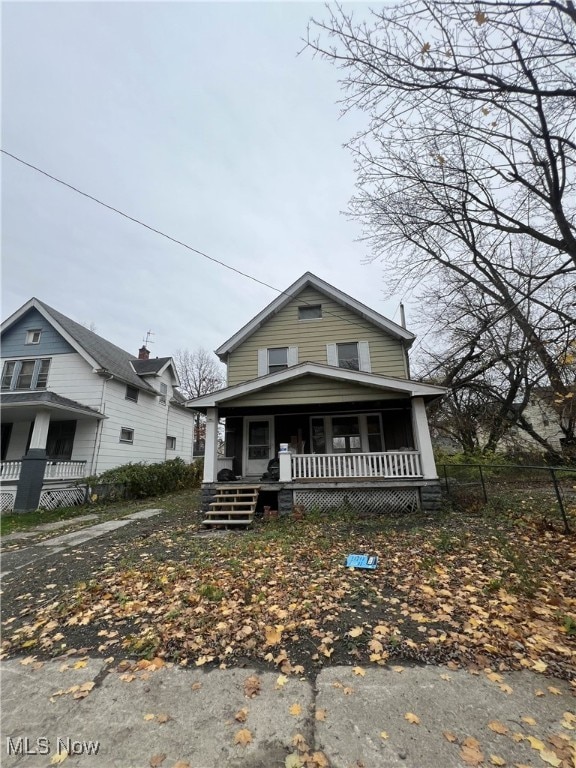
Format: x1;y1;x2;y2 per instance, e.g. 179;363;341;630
309;0;576;457
173;348;225;455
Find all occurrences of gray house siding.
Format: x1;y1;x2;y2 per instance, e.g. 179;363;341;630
1;308;75;357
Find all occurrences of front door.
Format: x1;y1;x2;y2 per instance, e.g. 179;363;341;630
244;417;274;477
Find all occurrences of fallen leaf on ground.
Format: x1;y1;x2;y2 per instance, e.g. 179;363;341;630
443;731;458;743
404;712;420;724
156;714;170;724
488;721;508;735
235;708;248;723
244;675;261;698
234;729;253;746
539;751;561;767
289;703;302;716
315;709;327;721
50;750;68;765
380;731;389;740
352;666;366;677
489;756;506;766
143;713;155;721
348;626;363;638
526;736;545;751
149;755;166;768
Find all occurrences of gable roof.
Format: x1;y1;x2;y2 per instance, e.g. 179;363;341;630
1;299;158;392
132;357;173;376
215;272;415;360
186;361;447;409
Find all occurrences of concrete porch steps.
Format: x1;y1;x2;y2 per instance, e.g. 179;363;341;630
203;485;260;528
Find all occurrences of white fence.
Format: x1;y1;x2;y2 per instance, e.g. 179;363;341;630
290;451;422;480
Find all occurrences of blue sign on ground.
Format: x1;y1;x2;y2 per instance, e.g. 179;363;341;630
346;554;378;570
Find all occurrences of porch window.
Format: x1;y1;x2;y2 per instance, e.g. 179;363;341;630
310;413;384;454
1;359;50;390
332;416;362;453
46;421;76;460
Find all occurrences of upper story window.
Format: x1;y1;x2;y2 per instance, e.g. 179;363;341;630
268;347;288;374
25;329;42;345
159;382;168;405
298;305;322;320
257;346;298;376
326;342;371;372
337;343;360;370
166;435;177;450
125;385;139;403
1;359;50;390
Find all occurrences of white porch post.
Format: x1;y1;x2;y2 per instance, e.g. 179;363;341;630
411;397;437;479
278;451;292;482
29;408;51;451
203;407;219;483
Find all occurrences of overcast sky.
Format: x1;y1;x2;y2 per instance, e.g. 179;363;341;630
2;1;407;363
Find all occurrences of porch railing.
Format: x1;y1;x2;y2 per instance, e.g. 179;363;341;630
0;460;22;481
0;460;87;482
290;451;422;480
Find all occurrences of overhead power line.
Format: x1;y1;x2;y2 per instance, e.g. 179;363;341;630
1;149;393;338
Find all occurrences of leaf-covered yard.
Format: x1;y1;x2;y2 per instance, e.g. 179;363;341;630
2;500;575;684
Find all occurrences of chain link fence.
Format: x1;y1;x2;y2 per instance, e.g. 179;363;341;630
438;463;576;534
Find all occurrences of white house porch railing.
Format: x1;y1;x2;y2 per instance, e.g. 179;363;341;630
290;451;422;480
44;461;87;480
0;460;87;482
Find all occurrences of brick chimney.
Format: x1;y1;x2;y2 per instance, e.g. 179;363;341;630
138;346;150;360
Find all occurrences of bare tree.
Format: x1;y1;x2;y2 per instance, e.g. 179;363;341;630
308;1;576;454
173;348;225;454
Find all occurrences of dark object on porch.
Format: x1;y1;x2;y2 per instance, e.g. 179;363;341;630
217;468;236;482
261;458;280;481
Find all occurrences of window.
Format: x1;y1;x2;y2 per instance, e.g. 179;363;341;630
166;436;177;450
310;413;385;454
298;305;322;320
159;382;168;405
1;359;50;390
268;348;288;374
25;329;42;345
120;427;134;443
337;343;359;370
125;385;139;403
46;421;76;460
258;346;298;376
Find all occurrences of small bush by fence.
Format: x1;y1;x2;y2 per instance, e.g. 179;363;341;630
438;463;576;534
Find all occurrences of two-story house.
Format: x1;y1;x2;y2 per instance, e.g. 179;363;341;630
1;298;194;512
186;273;446;523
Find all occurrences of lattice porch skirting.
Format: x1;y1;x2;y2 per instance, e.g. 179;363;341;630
1;490;17;514
39;487;86;511
293;487;419;515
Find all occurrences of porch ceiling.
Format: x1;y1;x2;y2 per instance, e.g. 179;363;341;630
0;391;106;423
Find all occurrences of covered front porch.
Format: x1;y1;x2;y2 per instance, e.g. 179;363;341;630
187;363;445;515
0;392;105;512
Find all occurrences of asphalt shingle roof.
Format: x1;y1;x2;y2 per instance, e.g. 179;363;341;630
132;358;172;375
1;391;105;416
35;300;156;392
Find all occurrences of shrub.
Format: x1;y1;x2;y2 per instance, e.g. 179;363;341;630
96;458;201;499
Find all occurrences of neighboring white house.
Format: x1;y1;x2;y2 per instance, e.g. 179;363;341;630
1;298;194;511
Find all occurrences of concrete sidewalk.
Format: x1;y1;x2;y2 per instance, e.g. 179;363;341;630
1;657;573;767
